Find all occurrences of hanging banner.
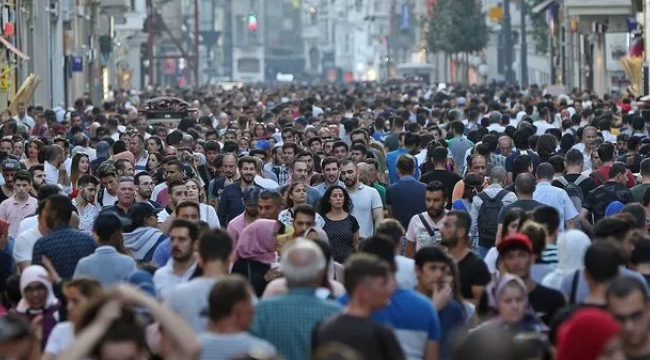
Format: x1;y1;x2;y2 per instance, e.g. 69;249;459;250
400;3;410;30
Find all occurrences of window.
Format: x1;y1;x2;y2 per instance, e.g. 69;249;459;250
355;0;363;12
238;58;261;73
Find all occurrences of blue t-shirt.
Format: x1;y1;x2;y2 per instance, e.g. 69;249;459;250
438;299;466;360
339;288;441;360
387;148;420;184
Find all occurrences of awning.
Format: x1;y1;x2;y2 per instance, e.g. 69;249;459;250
0;36;29;61
532;0;558;14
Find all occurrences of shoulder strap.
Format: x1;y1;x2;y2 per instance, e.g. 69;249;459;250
557;176;569;187
478;191;490;202
569;270;580;305
573;174;588;186
495;189;509;200
418;213;436;237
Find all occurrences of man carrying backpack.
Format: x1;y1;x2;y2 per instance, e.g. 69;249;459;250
551;149;597;214
469;166;517;258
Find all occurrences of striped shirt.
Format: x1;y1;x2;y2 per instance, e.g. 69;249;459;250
542;244;558;266
198;332;276;360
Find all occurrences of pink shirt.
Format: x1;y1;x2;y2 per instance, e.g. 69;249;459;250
226;213;252;248
0;196;38;238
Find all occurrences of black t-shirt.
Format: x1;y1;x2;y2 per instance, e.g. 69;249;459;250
477;282;566;326
420;169;462;206
0;188;10;205
528;283;566;325
312;314;406;360
548;303;607;344
498;199;545;223
618;153;643;174
458;251;491;301
583;182;633;223
551;173;598;200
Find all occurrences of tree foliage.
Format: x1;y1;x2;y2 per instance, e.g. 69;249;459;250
527;0;550;54
427;0;489;54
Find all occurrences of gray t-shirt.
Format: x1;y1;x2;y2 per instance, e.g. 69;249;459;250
198;332;276;360
166;277;217;333
560;267;650;303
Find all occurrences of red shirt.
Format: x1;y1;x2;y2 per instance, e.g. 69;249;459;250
592;164;636;188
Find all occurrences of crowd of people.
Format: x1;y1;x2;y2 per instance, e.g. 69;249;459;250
0;83;649;360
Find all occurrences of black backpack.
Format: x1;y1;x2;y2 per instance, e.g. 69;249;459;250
556;175;588;213
477;189;509;247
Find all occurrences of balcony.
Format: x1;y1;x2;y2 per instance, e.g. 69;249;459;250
99;0;130;15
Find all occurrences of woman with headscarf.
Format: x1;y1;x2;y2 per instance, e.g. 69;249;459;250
556;308;624;360
231;219;280;297
542;230;591;291
14;265;61;349
478;273;546;333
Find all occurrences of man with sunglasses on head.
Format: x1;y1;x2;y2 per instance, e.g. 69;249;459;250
134;171;162;209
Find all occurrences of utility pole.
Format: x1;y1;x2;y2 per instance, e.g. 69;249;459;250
520;0;528;87
503;0;514;83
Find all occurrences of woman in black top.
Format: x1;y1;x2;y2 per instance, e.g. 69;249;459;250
319;186;359;263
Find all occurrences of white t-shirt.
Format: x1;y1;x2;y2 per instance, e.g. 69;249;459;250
152;183;168;203
157;204;220;228
13;227;42;265
484;247;499;275
533;120;555;135
44;322;74;356
395;255;417;289
347;184;383;238
17;215;38;237
406;211;445;251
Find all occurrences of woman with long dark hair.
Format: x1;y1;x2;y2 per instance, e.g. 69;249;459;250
279;182;325;227
69;153;90;198
22;139;43;169
536;134;558;163
319;185;359;263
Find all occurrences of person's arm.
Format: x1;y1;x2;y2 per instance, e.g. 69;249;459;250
405;241;416;258
158;212;175;234
386;205;393;218
579;208;593;233
494;223;503;246
113;284;200;360
217;187;229;225
372;207;384;228
469;196;480;242
424;341;440;360
352;231;360;251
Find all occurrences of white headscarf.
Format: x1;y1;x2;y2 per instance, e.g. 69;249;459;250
542;230;591;290
17;265;59;312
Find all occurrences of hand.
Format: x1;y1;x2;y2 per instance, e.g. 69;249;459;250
0;233;7;251
96;299;122;326
41;256;62;284
30;315;43;342
264;268;282;282
432;283;453;311
112;283;147;306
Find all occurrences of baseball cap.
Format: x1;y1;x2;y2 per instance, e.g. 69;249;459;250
129;202;163;220
497;233;533;254
254;140;271;151
243;187;262;206
2;159;20;171
96;141;110;158
605;201;625;217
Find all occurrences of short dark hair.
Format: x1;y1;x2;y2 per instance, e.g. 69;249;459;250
343;253;392;296
359;235;397;272
622;203;647;230
598;142;616;162
175;200;200;217
207;275;251;322
630;233;650;266
414;246;452;268
199;228;233;263
446;210;471;237
584;241;622;283
169;218;199;241
607;277;649;302
531;206;560;236
14;170;31;184
535;162;554;180
594;214;637;241
259;189;283;205
332;141;348;152
293;204;316;220
608;162;627;179
167;180;186;195
375;219;405;247
134;171;152;186
321;156;339;169
564;149;584;166
77;174;99;188
45;195;75;228
514;173;536;195
396;154;415;175
237;156;258;171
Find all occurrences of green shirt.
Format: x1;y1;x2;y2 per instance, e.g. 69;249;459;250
373;182;387;208
251;287;342;360
630;183;650;204
628;353;650;360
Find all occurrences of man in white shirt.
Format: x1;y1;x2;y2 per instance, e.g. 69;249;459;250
405;181;447;258
533;107;555;135
153;219;199;300
340;160;383;238
43;144;72;195
13;204;46;272
13;103;34;129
